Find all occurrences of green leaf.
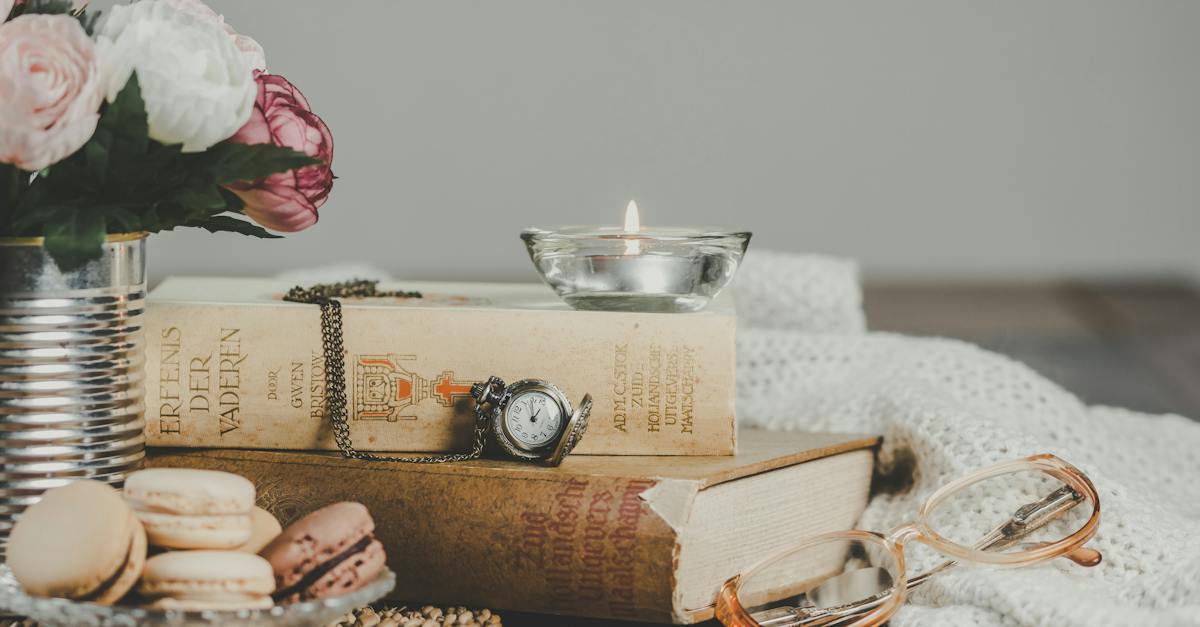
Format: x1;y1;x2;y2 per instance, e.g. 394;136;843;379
102;207;143;232
40;160;99;196
44;210;107;271
84;140;109;185
193;215;282;239
11;181;47;233
87;74;150;185
12;206;63;234
219;187;246;212
119;142;186;199
77;9;101;35
139;205;162;229
1;165;23;234
13;0;74;16
13;0;101;33
173;185;229;212
136;201;197;232
196;143;320;186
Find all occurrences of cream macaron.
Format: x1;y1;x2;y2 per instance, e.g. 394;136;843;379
234;506;283;554
139;551;275;610
124;468;255;550
6;480;146;605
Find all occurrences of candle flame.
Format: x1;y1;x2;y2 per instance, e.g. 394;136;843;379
624;200;641;233
623;200;641;255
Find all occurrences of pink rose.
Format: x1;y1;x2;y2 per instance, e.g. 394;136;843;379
160;0;266;71
0;15;102;171
226;72;333;232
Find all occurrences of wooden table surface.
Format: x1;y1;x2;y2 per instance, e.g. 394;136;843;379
501;280;1200;627
864;280;1200;420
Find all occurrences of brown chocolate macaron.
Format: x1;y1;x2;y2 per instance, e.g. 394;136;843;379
259;502;386;603
6;480;147;605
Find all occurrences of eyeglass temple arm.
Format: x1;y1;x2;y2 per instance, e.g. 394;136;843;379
906;485;1100;590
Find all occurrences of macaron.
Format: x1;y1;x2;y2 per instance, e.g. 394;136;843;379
234;507;283;554
259;502;386;603
139;550;275;610
124;468;255;549
6;480;146;605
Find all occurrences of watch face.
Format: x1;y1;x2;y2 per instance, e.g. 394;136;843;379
504;390;563;449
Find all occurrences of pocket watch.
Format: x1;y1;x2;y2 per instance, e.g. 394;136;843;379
471;377;592;466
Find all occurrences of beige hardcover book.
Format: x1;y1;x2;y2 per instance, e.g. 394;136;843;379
147;429;879;623
145;277;736;455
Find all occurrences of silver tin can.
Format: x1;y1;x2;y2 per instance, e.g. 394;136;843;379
0;233;147;549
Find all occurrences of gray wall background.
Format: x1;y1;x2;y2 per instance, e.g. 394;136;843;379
126;1;1200;283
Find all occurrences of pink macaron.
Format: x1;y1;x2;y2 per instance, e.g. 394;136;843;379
258;502;386;603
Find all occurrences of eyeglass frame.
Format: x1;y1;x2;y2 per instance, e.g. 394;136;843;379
715;454;1102;627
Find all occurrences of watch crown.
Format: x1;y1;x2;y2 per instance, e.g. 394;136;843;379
471;376;506;405
469;381;487;400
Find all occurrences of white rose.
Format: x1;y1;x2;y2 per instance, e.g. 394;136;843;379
94;0;255;152
159;0;267;71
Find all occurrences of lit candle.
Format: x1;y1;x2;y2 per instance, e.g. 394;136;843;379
623;200;641;255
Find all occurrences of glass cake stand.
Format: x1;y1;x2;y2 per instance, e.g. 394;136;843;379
0;565;395;626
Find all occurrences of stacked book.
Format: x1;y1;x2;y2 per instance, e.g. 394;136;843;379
144;278;879;624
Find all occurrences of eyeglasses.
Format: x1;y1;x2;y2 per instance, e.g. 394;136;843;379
716;454;1102;627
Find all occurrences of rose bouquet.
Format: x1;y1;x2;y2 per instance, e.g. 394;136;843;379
0;0;333;269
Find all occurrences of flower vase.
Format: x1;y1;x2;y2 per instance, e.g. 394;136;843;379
0;233;147;555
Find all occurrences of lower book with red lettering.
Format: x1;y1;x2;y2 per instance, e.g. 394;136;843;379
146;430;879;623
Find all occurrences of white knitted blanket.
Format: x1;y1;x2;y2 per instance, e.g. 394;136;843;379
735;251;1200;627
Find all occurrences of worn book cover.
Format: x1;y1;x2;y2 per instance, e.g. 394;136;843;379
144;277;736;455
147;429;880;623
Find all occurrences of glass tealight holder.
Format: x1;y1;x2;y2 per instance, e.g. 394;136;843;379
521;226;751;313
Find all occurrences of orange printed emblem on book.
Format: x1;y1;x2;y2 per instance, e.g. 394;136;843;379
353;354;474;421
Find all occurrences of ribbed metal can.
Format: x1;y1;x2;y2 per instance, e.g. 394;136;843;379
0;234;147;549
